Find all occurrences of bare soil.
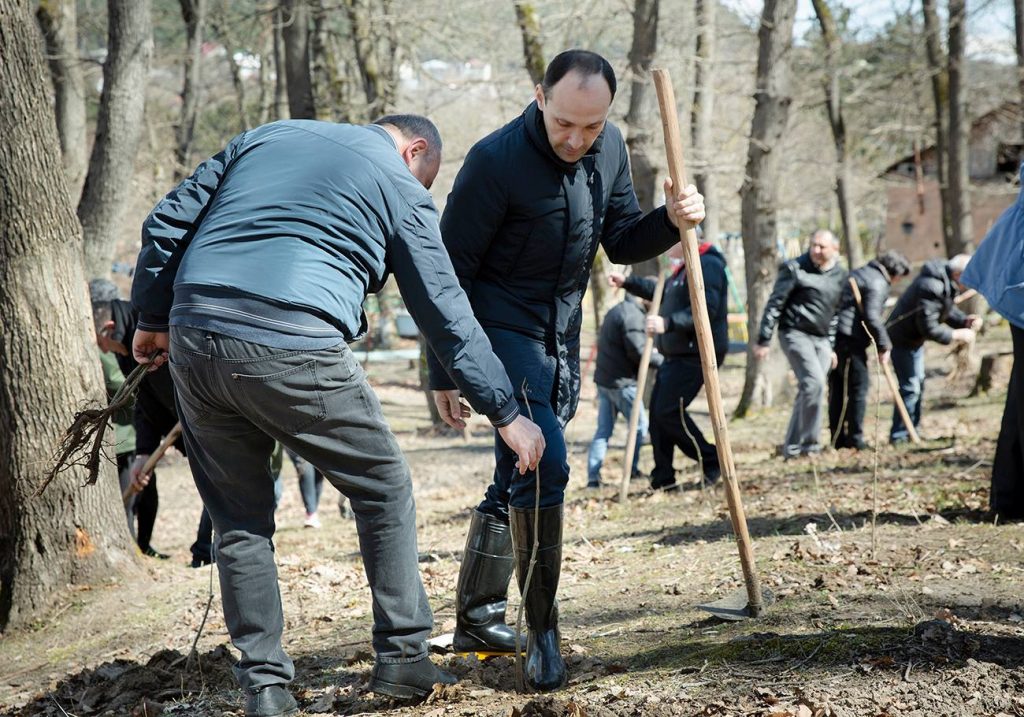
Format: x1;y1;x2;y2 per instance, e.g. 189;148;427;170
3;327;1023;717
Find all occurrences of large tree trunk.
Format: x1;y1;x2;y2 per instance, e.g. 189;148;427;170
0;0;135;632
947;0;973;255
625;0;660;278
344;0;398;120
691;0;718;247
1016;0;1024;139
77;0;152;278
281;0;315;119
811;0;862;268
271;5;288;121
36;0;87;202
923;0;952;253
735;0;797;418
174;0;205;181
514;2;546;86
311;0;346;122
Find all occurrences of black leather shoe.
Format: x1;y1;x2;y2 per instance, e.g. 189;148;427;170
141;546;170;560
368;657;457;699
244;685;297;717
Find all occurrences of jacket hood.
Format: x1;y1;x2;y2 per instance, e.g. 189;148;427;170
523;100;605;172
920;258;950;283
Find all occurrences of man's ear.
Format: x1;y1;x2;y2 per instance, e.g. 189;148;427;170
534;84;545;109
404;137;429;162
102;320;116;336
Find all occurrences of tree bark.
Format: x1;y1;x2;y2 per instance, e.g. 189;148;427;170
1;0;135;632
210;10;250;132
281;0;315;119
344;0;397;120
1016;0;1024;140
947;0;972;255
35;0;87;202
77;0;153;279
735;0;797;418
271;5;288;121
691;0;718;247
174;0;205;181
811;0;862;268
311;0;346;121
514;2;546;86
625;0;660;278
922;0;952;253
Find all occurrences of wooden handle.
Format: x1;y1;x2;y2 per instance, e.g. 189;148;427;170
122;422;183;504
619;271;667;501
653;68;764;615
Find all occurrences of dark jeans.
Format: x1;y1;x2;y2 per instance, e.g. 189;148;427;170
478;329;569;518
828;344;870;448
287;448;325;514
992;324;1024;518
890;345;925;442
169;327;432;692
649;355;722;487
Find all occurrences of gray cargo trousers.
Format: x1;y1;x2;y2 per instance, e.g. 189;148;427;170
168;326;432;692
779;329;833;458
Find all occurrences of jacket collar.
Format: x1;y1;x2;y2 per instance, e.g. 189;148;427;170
868;259;891;284
523;100;605;172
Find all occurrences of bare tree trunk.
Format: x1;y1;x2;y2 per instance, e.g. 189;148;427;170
311;0;345;121
281;0;314;119
625;0;660;278
1;0;135;632
174;0;205;181
344;0;398;120
419;335;445;427
811;0;862;267
514;1;546;86
735;0;797;418
271;5;288;121
947;0;973;255
36;0;87;202
590;250;608;335
923;0;952;253
691;0;717;246
1016;0;1024;139
210;12;250;132
77;0;153;278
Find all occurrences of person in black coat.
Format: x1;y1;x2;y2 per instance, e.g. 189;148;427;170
612;238;729;489
426;50;706;691
828;251;911;449
886;254;980;443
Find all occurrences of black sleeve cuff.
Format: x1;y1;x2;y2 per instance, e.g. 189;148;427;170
488;396;520;428
137;314;170;332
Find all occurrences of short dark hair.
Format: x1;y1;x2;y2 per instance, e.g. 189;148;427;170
88;278;118;334
876;250;911;278
372;114;442;162
541;50;616;100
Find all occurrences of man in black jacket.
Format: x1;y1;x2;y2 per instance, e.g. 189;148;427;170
754;230;846;459
612;238;729;489
426;51;705;691
130;115;545;715
585;293;662;487
886;254;979;443
828;251;911;449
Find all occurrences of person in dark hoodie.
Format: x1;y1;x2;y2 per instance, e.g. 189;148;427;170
886;254;979;444
425;50;706;691
610;236;729;489
828;251;911;450
129;114;546;716
754;230;847;459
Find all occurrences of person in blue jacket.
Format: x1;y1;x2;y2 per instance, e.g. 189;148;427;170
425;50;705;691
129;115;545;716
962;168;1024;520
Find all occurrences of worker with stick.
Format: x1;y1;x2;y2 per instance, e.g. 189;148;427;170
426;50;705;690
610;235;729;490
886;254;979;444
829;251;911;450
130;114;546;715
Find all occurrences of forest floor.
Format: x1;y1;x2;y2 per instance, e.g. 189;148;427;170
2;324;1023;717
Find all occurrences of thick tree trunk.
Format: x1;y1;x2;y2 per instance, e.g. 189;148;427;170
691;0;718;246
36;0;87;202
344;0;397;120
947;0;972;255
625;0;660;278
923;0;953;253
811;0;862;268
735;0;797;418
514;2;546;86
311;0;345;121
281;0;314;119
174;0;205;181
1016;0;1024;139
271;5;288;121
77;0;152;279
0;0;135;632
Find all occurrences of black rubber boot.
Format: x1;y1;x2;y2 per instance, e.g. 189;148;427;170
453;510;519;655
510;504;567;692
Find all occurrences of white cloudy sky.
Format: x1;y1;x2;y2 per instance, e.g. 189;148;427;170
720;0;1015;62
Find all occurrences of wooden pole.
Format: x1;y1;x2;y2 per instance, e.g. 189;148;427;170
652;68;765;615
122;422;183;504
848;278;921;444
618;271;667;501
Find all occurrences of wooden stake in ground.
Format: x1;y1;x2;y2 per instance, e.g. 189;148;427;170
122;422;183;504
653;68;768;619
618;271;667;501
